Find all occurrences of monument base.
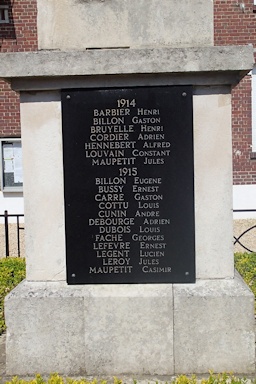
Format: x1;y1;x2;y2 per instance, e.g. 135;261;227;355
5;273;255;376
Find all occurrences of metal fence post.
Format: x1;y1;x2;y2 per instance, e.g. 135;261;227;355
4;210;9;257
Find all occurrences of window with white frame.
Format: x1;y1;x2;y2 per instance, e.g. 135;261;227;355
252;67;256;153
0;6;9;24
0;139;23;192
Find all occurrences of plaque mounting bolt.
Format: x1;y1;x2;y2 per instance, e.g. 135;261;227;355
66;95;71;99
185;272;189;276
71;273;76;278
182;92;187;97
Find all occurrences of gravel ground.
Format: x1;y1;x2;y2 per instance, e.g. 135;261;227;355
234;219;256;253
0;223;25;258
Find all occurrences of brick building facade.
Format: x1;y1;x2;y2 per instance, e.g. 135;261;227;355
214;0;256;186
0;0;37;138
0;0;37;137
0;0;37;214
0;0;255;214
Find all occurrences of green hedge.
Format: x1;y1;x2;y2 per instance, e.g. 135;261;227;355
4;372;256;384
234;252;256;302
0;257;25;335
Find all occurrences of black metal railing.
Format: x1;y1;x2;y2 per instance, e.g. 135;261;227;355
0;210;24;257
233;209;256;253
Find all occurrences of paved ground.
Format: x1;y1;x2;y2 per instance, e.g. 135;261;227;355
0;224;25;259
233;219;256;253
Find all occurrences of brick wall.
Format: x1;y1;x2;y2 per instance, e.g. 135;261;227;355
214;0;256;185
0;0;37;138
0;80;20;137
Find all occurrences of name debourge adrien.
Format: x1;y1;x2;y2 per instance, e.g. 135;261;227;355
86;104;172;276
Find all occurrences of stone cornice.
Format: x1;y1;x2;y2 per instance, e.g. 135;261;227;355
0;45;253;90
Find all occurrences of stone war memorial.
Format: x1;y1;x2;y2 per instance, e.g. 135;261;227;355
0;0;255;377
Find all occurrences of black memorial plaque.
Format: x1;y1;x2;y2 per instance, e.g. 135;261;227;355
62;86;195;284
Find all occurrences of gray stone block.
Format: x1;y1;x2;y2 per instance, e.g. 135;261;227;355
173;273;255;374
5;282;174;376
0;46;253;80
84;289;174;375
5;276;255;376
37;0;213;50
5;282;85;375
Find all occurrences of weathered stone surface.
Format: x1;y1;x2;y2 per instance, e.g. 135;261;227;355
193;90;234;279
5;282;85;375
5;282;174;376
174;273;255;374
37;0;213;50
5;277;255;375
84;285;174;375
0;46;253;80
20;92;66;282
